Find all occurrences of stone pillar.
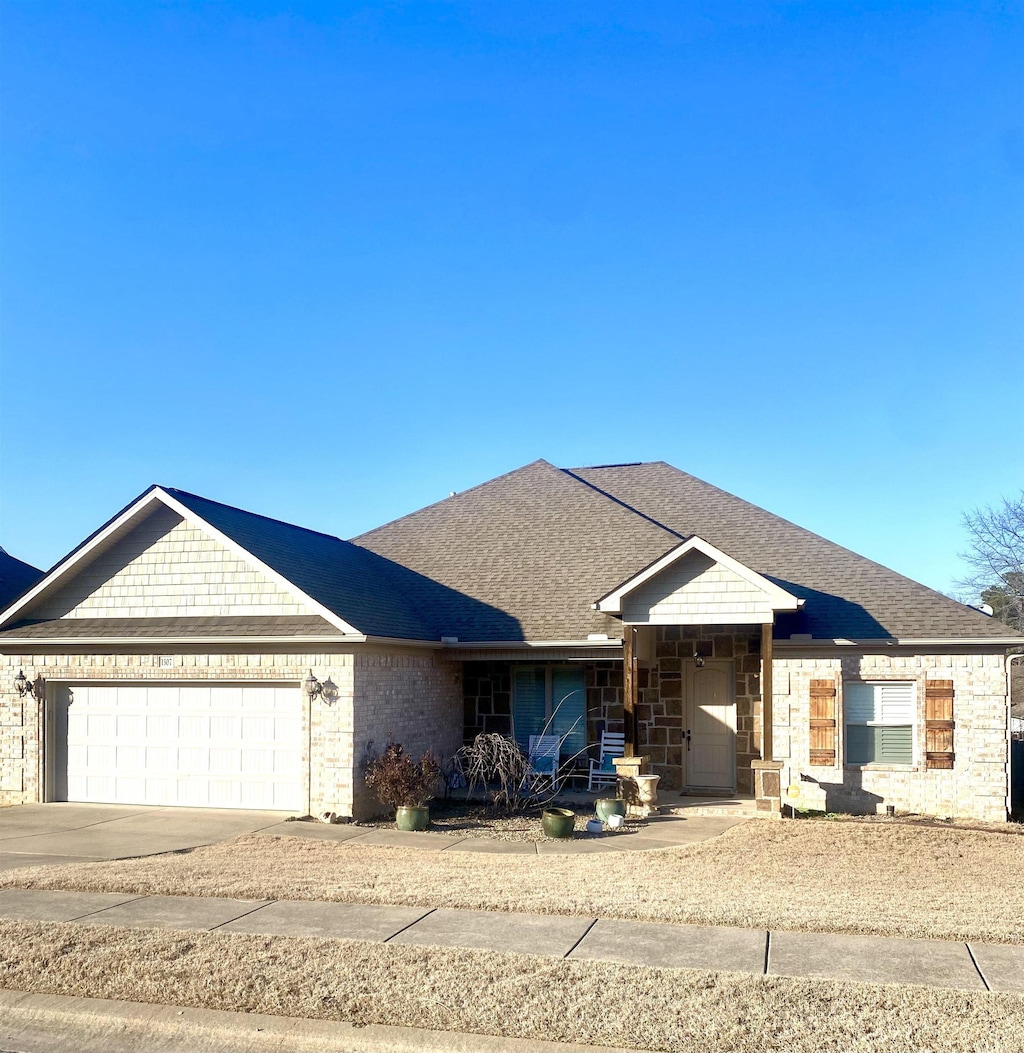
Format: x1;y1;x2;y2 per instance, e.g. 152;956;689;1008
613;755;649;817
750;759;783;815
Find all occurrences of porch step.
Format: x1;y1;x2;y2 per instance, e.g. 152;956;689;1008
656;795;771;819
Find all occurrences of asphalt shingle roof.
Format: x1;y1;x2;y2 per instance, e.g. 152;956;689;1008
355;459;1019;642
566;462;1017;640
0;616;339;640
0;547;43;610
163;489;443;641
354;460;678;641
5;464;1015;646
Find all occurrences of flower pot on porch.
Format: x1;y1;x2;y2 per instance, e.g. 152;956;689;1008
395;805;429;831
541;808;576;839
634;774;661;816
595;798;627;822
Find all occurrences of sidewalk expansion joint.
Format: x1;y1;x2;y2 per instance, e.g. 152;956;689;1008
965;942;991;991
562;917;598;958
382;907;436;943
68;895;151;922
207;901;274;933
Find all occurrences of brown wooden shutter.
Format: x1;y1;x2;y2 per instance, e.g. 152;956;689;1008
925;680;955;769
809;679;837;766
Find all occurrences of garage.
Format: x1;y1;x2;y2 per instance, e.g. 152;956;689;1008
48;682;305;811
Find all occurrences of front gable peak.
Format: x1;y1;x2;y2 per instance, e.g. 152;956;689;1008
0;487;359;635
593;536;803;626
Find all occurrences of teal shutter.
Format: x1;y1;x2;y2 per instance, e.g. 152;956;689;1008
512;668;546;752
550;667;586;760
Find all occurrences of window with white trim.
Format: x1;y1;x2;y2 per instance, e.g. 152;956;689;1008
844;681;915;766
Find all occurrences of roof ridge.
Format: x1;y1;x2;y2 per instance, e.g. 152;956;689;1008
559;467;684;540
351;458;557;542
162;487;347;545
589;462;1005;626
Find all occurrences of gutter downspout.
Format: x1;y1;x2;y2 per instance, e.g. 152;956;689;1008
1005;651;1024;818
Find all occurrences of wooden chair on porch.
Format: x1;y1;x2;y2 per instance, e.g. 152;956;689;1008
587;731;625;791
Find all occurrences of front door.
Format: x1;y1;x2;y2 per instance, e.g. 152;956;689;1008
683;661;736;791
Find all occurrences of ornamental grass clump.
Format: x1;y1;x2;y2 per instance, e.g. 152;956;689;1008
364;742;441;810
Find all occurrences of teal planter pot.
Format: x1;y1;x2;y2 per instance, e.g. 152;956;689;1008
595;798;627;822
541;808;576;839
395;806;429;831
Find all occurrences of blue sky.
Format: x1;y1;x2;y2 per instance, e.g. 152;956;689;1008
2;1;1021;598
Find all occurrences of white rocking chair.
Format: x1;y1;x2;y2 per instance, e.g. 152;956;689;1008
587;731;626;791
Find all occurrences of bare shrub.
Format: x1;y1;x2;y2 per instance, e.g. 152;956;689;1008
364;742;441;810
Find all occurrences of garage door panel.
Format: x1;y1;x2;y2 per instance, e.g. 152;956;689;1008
208;780;241;808
210;747;241;773
116;686;147;707
210;715;241;739
116;745;145;769
117;714;145;738
242;716;274;741
178;686;211;707
57;683;303;810
178;715;208;739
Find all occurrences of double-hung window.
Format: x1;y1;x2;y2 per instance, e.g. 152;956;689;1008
512;666;586;759
844;681;915;766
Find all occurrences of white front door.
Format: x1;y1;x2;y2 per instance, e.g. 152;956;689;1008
50;682;304;810
683;661;736;791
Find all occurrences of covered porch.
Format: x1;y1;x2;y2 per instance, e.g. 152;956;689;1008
460;536;803;810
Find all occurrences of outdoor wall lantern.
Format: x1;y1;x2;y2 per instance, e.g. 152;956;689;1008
14;669;45;700
304;670;340;706
692;648;706;669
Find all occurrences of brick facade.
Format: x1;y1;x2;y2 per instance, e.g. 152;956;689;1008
773;651;1009;822
0;646;462;822
353;652;462;819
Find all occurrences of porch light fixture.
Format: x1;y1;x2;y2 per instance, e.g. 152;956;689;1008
304;670;340;706
14;669;45;701
692;648;705;669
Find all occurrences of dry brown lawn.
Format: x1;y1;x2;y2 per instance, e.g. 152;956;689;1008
2;920;1022;1053
5;820;1023;943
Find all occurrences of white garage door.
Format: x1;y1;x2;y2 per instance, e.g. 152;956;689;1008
55;683;304;811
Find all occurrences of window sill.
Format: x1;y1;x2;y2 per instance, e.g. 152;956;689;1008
844;764;918;773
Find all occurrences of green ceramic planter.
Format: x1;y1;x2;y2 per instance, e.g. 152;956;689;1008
595;798;627;822
395;805;429;831
541;807;576;839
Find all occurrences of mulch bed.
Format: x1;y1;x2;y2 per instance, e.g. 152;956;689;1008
348;799;649;842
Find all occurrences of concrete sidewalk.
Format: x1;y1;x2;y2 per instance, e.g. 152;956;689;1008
0;803;748;871
2;887;1022;994
0;804;292;872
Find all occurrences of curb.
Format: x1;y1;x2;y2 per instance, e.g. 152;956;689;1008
0;989;651;1053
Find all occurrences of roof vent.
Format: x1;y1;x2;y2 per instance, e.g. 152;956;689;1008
789;633;813;643
976;604;994;617
587;633;610;641
440;636;459;644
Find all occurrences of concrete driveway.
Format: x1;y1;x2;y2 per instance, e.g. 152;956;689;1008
0;803;292;872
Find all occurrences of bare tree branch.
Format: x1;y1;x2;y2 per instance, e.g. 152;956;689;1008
956;491;1024;631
